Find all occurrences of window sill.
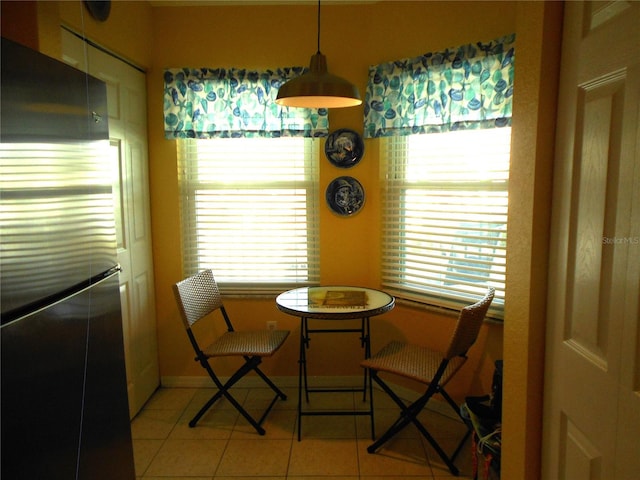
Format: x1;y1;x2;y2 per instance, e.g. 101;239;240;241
393;296;504;324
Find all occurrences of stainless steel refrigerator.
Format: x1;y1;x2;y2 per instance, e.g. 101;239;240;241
1;38;136;479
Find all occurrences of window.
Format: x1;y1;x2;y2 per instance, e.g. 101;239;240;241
363;34;514;317
381;127;510;318
177;137;319;293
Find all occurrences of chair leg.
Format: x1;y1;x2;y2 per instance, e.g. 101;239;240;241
250;362;288;426
191;356;280;435
438;386;473;463
368;367;376;440
367;372;461;476
410;408;460;476
367;372;431;451
189;388;225;427
252;362;287;401
367;394;417;451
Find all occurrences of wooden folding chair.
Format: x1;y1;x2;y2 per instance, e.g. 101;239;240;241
361;287;495;475
173;269;290;435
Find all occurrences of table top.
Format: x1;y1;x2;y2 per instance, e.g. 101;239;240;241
276;285;395;320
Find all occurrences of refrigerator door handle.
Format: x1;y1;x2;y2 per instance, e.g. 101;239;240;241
102;264;122;279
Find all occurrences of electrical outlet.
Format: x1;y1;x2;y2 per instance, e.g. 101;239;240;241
267;321;277;331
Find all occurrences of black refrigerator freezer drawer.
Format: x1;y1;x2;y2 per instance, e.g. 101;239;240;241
1;272;135;480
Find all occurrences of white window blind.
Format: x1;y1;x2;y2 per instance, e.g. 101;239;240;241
382;128;510;318
177;137;320;293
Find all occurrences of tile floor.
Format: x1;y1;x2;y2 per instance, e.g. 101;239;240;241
131;385;488;479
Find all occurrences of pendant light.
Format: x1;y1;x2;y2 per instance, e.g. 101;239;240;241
276;0;362;109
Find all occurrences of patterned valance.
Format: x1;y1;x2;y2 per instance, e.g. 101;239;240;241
363;34;515;138
164;67;329;139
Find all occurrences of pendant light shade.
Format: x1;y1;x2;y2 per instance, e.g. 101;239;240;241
276;1;361;109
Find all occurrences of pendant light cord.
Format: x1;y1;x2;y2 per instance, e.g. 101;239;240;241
316;0;321;54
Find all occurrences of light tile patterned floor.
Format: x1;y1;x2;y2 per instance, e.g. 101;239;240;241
131;385;485;479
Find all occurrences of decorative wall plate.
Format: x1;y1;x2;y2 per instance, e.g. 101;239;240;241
324;128;365;168
326;176;365;216
84;1;111;22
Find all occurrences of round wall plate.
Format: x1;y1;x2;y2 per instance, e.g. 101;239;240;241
326;176;365;216
84;1;111;22
324;128;365;168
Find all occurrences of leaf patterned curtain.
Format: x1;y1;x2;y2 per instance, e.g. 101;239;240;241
164;67;329;139
363;34;515;138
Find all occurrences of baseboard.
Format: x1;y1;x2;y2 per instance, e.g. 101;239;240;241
160;375;460;420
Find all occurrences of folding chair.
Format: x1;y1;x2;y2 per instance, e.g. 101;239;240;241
361;287;495;476
173;269;290;435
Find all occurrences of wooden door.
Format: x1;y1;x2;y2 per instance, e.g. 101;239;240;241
61;29;160;417
543;2;640;478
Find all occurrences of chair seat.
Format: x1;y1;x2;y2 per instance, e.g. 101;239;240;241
204;330;289;358
362;341;466;386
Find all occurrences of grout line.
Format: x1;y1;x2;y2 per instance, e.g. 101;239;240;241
134;385;475;479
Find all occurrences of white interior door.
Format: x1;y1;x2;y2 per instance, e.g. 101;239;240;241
543;2;639;479
61;29;160;417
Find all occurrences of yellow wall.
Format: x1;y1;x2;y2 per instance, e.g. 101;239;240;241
56;0;153;67
147;0;513;390
3;2;564;478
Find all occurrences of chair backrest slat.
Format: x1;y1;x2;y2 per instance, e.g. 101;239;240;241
173;269;224;328
444;287;495;359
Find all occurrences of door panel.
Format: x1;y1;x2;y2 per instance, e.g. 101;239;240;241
567;77;625;367
543;2;640;478
560;415;602;480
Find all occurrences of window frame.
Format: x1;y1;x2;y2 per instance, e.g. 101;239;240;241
380;129;510;320
177;137;320;294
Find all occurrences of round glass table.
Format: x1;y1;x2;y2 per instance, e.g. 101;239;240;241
276;286;395;440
